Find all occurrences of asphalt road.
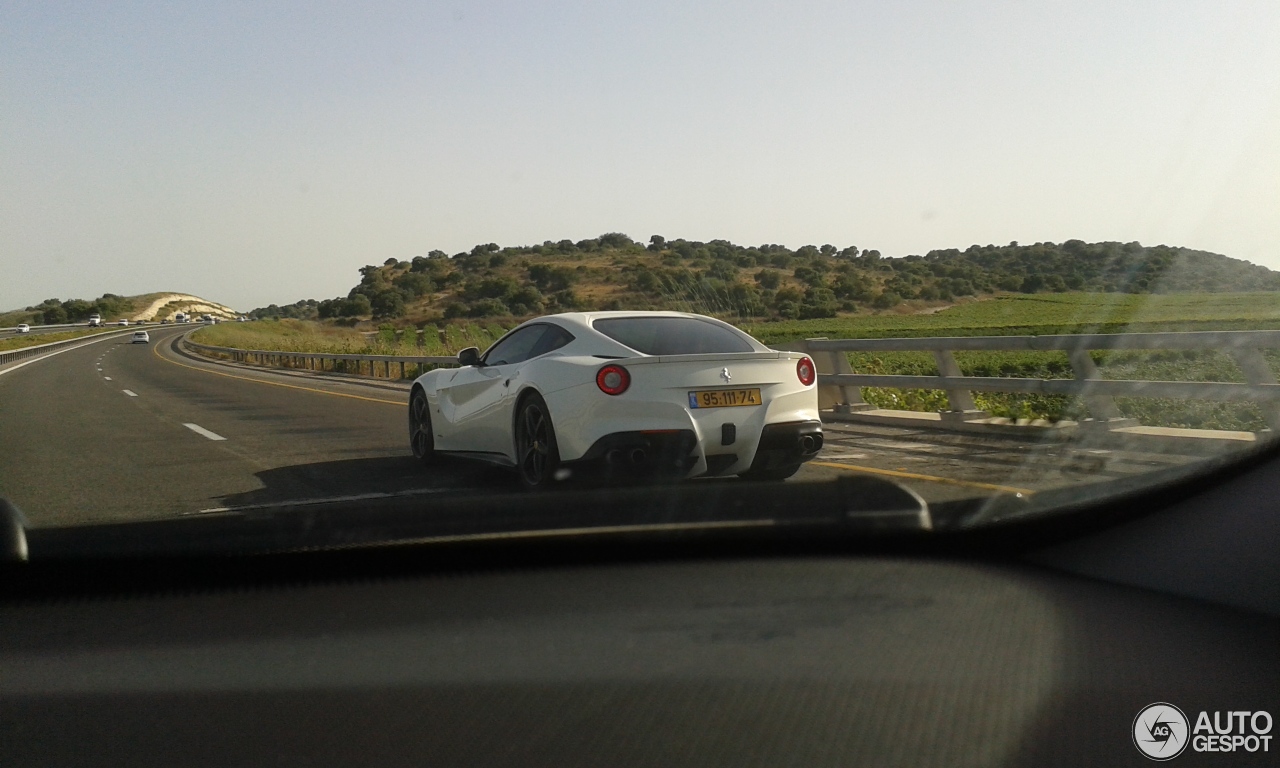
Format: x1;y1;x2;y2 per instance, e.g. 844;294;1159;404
0;325;1225;529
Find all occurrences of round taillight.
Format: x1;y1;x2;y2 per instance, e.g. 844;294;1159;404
797;356;816;386
596;364;631;395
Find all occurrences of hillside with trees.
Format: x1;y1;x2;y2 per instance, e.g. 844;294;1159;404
1;293;146;327
1;292;238;327
247;235;1280;326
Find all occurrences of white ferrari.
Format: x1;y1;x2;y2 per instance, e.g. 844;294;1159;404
408;311;823;488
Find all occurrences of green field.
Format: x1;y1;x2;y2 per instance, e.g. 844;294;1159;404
740;292;1280;344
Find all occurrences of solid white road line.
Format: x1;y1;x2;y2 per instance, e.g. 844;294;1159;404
122;389;138;397
183;423;226;441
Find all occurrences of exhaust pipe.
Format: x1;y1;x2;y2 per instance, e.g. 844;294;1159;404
799;435;817;454
629;448;647;464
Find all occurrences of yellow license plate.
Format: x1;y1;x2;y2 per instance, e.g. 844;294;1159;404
688;388;762;408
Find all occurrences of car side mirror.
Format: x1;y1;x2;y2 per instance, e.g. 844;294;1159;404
457;347;481;367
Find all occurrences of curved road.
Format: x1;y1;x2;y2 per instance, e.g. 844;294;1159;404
0;325;509;528
0;325;1210;529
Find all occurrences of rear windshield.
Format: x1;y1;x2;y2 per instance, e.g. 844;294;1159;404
593;317;755;355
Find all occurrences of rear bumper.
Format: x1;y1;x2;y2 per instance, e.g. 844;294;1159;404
564;430;700;478
561;420;823;480
746;420;824;473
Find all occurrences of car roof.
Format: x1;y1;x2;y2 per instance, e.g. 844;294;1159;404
535;310;716;332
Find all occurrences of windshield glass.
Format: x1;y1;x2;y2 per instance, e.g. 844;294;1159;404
1;3;1278;554
594;317;755;355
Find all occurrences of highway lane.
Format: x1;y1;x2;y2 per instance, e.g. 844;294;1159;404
0;323;1225;530
0;325;505;528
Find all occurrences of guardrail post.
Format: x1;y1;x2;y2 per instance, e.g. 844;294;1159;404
1230;349;1280;431
1068;349;1137;430
824;344;874;414
931;350;987;422
777;339;872;413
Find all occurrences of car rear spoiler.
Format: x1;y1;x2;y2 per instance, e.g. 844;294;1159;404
620;351;799;366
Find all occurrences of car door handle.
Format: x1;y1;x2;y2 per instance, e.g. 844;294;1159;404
504;379;510;387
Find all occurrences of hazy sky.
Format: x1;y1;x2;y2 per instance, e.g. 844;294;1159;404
3;1;1278;311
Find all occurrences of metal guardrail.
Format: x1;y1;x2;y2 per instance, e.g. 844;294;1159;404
0;329;137;367
183;338;458;381
183;329;1280;431
782;330;1280;431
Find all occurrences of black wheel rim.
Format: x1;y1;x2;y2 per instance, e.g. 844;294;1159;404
518;403;550;485
410;394;432;458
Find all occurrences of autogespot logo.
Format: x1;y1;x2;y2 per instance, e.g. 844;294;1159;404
1134;703;1190;760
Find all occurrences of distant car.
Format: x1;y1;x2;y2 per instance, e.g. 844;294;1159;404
160;319;171;325
15;324;30;334
117;319;129;327
237;316;248;322
131;331;150;344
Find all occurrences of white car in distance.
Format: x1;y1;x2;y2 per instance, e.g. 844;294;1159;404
408;311;823;489
15;324;30;334
131;330;150;344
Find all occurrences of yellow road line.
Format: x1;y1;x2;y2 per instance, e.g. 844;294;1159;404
152;333;404;407
810;461;1036;495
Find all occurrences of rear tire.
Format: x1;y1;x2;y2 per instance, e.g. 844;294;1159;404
515;392;561;490
409;389;435;465
739;463;802;482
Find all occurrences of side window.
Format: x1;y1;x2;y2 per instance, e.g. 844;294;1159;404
527;325;574;359
482;325;548;366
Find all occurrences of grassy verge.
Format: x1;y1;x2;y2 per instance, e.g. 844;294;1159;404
191;319;513;357
0;328;121;353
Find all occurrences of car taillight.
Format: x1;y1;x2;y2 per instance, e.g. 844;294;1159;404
797;356;816;386
596;364;631;395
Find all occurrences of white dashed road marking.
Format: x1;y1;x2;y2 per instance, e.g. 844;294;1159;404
122;389;138;397
183;423;226;441
103;377;112;381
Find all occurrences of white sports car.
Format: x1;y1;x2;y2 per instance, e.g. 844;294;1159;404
408;311;823;488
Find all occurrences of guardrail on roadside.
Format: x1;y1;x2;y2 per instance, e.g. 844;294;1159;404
777;330;1280;432
183;338;458;381
0;322;87;333
183;329;1280;432
0;328;137;367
